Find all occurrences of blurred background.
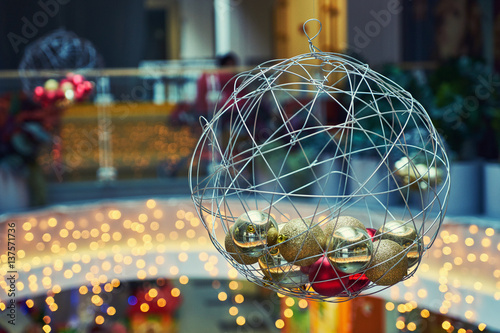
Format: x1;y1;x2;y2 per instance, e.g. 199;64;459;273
0;0;500;332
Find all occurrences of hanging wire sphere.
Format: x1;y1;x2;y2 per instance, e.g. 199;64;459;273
19;28;102;96
189;51;450;302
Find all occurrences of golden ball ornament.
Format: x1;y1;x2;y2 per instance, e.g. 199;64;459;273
231;210;278;257
224;227;258;265
258;248;309;288
44;79;59;91
365;239;408;286
324;216;366;238
376;220;420;267
326;226;373;274
277;218;325;266
267;226;279;246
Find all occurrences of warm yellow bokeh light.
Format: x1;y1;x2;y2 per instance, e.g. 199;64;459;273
171;288;181;297
234;294;244;304
298;299;308;308
229;306;238;316
95;315;104;325
218;291;228;301
146;199;157;209
386;302;395;311
148;288;159;298
157;298;167;307
79;286;88;295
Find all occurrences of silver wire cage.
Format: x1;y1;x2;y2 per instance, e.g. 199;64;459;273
189;51;450;302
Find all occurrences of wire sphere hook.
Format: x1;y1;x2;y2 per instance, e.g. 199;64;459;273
303;18;323;53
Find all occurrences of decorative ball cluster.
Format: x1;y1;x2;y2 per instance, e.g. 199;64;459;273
190;52;450;301
224;212;414;298
33;73;94;106
19;28;102;97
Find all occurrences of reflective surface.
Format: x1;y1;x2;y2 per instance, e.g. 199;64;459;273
327;226;373;274
258;249;309;288
232;210;278;257
376;220;420;267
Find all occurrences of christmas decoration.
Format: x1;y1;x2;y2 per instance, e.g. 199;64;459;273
365;240;408;286
231;210;278;257
224;226;259;265
33;73;94;107
259;248;309;288
308;256;348;297
324;216;366;237
376;220;420;267
326;226;373;274
190;19;450;301
277;218;326;266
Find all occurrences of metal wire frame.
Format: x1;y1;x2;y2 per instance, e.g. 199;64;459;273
189;51;450;302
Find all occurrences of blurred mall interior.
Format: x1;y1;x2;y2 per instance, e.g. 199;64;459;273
1;0;500;332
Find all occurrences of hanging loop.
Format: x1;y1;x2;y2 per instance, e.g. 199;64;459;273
303;18;323;53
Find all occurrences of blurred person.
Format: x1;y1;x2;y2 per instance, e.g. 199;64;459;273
195;52;239;118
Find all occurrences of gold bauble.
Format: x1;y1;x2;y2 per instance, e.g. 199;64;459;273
376;220;420;267
327;226;373;274
324;216;367;249
44;79;59;91
231;210;278;257
324;216;366;238
365;239;408;286
224;227;258;265
258;248;309;288
277;218;325;266
267;226;279;246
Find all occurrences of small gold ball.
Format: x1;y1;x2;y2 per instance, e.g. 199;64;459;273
277;218;325;266
365;239;408;286
224;227;258;265
376;220;420;267
324;216;366;240
267;227;279;246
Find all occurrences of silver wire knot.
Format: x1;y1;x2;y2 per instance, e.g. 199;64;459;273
303;18;323;53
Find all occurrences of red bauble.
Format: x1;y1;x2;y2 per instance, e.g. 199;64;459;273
34;86;44;97
72;74;84;85
366;228;377;239
45;90;56;101
83;80;93;92
346;273;370;293
308;256;348;297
